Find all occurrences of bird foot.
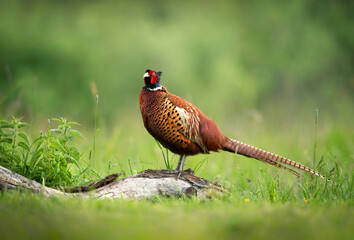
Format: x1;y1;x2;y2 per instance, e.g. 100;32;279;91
176;171;183;180
175;168;195;180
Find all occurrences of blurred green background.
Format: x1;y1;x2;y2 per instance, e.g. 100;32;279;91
0;0;353;176
0;2;353;238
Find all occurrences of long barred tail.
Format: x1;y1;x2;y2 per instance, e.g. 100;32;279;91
223;138;334;184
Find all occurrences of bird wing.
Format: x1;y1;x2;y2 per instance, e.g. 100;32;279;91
165;93;208;153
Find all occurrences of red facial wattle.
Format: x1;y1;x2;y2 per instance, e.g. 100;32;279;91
149;70;158;84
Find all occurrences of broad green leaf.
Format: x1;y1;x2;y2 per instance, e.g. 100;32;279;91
0;138;13;144
0;132;11;137
0;123;15;129
50;139;67;153
18;142;30;151
18;123;28;128
18;132;30;144
32;139;45;152
50;129;62;134
12;154;21;164
30;156;42;170
52;118;64;124
67;121;80;126
69;130;84;139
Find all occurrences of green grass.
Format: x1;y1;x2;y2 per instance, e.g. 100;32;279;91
0;97;352;239
0;191;353;240
0;113;353;239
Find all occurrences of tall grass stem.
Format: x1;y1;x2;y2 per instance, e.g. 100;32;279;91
313;109;319;173
93;94;99;168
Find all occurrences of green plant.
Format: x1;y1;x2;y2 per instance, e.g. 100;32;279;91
155;139;173;170
0;117;97;187
92;94;99;168
313;109;319;179
194;157;208;175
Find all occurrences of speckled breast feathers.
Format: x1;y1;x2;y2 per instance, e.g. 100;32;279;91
139;88;207;155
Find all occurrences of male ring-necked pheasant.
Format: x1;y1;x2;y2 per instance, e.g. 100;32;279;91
139;69;333;183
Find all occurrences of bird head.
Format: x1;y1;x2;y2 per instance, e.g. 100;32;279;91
143;69;162;90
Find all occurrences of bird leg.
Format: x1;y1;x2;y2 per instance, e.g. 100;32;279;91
176;155;186;171
175;155;186;179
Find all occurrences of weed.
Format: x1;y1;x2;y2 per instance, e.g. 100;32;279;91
92;94;99;168
0;117;96;187
155;139;173;169
313;109;319;175
194;157;208;175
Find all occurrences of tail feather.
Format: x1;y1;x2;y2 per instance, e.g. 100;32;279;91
223;138;334;184
261;158;301;178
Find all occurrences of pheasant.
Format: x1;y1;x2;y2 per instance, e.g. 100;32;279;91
139;69;333;183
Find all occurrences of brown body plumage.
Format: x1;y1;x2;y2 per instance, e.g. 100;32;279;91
139;69;333;183
139;86;225;156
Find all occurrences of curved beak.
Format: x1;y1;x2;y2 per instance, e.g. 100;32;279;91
143;72;150;78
